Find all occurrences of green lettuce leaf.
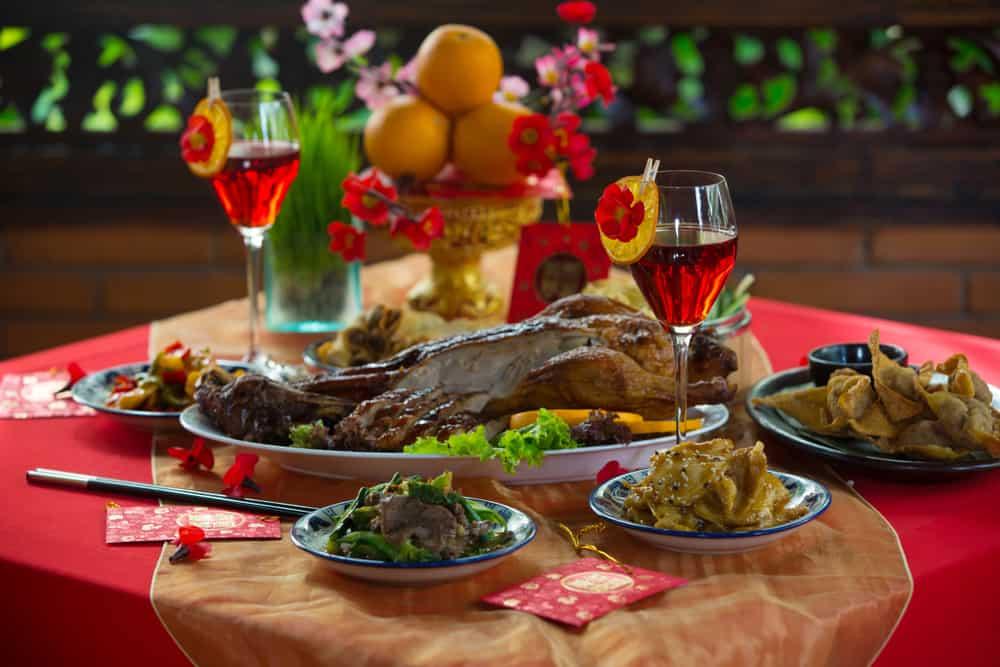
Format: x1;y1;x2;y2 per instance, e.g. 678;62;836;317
402;409;578;473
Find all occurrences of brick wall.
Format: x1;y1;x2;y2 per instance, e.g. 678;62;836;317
2;203;997;358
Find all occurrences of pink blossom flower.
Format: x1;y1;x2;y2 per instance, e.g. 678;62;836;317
577;27;615;60
494;76;530;103
301;0;348;39
314;30;375;73
535;54;560;87
356;63;401;110
554;45;584;70
394;58;417;85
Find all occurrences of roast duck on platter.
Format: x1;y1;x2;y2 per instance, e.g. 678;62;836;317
196;295;738;451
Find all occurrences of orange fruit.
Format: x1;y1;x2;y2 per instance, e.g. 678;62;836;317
363;95;451;182
597;175;660;265
414;25;503;115
452;101;530;186
182;97;231;178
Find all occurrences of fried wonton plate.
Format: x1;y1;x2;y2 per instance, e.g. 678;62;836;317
747;367;1000;476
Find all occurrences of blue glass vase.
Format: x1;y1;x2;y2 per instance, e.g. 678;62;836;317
263;238;362;333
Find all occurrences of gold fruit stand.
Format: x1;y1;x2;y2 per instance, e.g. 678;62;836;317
400;193;543;320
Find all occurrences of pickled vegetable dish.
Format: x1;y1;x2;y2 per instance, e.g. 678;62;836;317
105;341;241;412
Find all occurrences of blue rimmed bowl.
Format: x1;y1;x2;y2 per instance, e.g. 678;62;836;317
290;497;537;585
71;361;252;432
589;468;831;554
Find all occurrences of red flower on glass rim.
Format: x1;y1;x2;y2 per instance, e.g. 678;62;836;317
167;437;215;472
595;183;643;242
341;169;398;225
556;1;597;24
222;453;261;498
180;115;215;163
508;113;554;158
327;222;367;262
583;61;616;105
169;525;212;564
394;207;445;251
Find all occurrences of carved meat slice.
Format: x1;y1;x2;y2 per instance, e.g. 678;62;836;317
333;388;491;452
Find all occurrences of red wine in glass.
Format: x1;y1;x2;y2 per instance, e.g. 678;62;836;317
211;140;301;230
629;227;738;327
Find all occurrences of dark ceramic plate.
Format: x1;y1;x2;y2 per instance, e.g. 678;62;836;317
746;366;1000;476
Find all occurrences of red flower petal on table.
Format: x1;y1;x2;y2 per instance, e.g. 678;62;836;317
556;1;597;24
583;61;616;105
169;528;212;564
341;169;397;225
327;222;367;262
596;460;628;485
222;453;261;497
177;525;206;546
66;362;86;385
595;183;643;242
507;114;554;157
179;115;215;163
167;437;214;472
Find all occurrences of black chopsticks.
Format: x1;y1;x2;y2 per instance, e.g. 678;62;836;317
26;468;317;518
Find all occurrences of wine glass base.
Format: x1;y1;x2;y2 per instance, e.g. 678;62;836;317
242;352;309;383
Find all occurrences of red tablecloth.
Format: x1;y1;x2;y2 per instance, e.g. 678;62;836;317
3;299;999;666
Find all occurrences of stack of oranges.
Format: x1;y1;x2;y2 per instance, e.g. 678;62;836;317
363;25;531;187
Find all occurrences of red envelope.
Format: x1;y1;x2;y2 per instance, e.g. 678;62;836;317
0;371;96;419
106;505;282;544
482;558;686;627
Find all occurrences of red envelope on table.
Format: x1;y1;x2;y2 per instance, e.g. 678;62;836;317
482;558;686;627
0;371;96;419
106;505;282;544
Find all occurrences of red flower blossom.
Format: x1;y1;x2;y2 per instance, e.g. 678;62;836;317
596;460;628;485
556;1;596;24
180;115;215;163
551;112;582;157
516;151;556;178
394;207;445;251
327;222;367;262
508;113;554;157
222;453;261;498
167;437;214;472
595;183;644;242
568;143;597;180
169;525;211;564
341;169;398;225
584;61;615;105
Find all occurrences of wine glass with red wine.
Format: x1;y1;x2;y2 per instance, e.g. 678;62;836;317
212;89;300;365
628;171;738;440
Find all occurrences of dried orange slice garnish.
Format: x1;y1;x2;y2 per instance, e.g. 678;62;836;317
595;174;659;265
181;96;231;179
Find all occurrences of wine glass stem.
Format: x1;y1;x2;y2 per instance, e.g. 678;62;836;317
670;325;696;441
239;228;266;363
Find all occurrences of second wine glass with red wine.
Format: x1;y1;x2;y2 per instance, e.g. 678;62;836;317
628;171;738;440
213;89;300;365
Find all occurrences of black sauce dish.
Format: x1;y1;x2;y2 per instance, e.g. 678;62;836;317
807;342;908;386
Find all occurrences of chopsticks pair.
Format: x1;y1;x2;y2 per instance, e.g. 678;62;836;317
26;468;317;518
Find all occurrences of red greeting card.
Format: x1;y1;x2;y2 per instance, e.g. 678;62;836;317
482;558;686;627
508;222;611;322
0;371;96;419
106;505;282;544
